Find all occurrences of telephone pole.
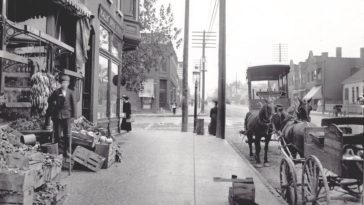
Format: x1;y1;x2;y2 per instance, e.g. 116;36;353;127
181;0;190;132
216;0;226;139
192;31;216;113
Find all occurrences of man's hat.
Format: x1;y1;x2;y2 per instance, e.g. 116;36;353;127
60;75;70;82
276;104;284;111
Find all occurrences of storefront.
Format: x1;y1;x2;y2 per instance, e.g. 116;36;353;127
0;0;92;121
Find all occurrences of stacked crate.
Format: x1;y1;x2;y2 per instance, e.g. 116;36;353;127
95;143;116;169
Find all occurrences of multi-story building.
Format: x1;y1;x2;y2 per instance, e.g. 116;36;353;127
0;0;141;133
121;40;179;113
289;47;364;112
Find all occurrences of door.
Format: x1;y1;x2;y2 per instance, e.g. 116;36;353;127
82;27;95;120
159;79;167;109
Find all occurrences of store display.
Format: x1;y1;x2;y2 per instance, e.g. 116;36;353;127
30;72;58;116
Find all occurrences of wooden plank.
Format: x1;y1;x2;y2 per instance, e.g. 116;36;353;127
0;51;28;64
63;69;83;79
5;102;32;107
321;117;364;126
0;189;34;205
23;25;74;53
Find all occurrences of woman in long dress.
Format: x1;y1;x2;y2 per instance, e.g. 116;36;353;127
120;96;132;132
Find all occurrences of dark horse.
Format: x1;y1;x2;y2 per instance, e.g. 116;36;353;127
280;98;314;158
244;102;274;167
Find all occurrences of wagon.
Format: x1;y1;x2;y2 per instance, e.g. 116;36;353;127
279;117;364;205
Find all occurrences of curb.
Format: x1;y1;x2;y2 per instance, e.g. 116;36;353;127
226;139;288;205
134;114;209;118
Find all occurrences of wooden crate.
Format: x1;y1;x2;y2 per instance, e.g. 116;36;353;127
61;158;74;170
95;143;116;168
0;189;34;205
0;170;35;192
72;146;105;172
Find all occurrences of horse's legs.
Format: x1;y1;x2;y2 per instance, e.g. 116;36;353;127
247;134;254;159
263;134;271;166
254;136;261;165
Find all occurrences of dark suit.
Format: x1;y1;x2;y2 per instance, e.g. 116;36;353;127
47;88;77;156
120;101;132;132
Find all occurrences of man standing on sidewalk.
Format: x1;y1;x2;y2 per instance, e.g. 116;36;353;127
47;75;76;157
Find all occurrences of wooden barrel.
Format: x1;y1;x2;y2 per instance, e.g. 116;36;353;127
196;119;205;135
20;134;36;145
40;143;59;155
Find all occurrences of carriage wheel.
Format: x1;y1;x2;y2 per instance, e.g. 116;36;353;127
280;158;298;205
302;156;331;205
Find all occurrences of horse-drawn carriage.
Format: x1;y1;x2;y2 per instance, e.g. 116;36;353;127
243;65;291;167
279;117;364;205
246;64;291;111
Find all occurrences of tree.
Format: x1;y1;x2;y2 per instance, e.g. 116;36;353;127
122;0;182;92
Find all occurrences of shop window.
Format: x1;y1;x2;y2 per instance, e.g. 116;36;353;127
110;62;119;118
98;24;122;120
100;26;109;51
356;87;359;103
97;55;108;119
344;88;349;101
317;68;322;80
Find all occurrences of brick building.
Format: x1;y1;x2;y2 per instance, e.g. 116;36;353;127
289;47;364;112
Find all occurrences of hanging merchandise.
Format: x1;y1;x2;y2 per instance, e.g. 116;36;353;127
30;72;58;116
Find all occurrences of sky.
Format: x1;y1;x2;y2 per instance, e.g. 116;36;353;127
156;0;364;97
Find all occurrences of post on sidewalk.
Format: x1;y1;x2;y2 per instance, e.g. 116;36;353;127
193;69;200;133
181;0;190;132
216;0;226;139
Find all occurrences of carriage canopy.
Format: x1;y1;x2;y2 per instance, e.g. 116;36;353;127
246;65;290;81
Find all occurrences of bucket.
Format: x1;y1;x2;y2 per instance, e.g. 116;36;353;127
40;143;59;155
21;134;36;145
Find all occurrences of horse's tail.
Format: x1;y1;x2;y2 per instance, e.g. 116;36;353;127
244;112;252;130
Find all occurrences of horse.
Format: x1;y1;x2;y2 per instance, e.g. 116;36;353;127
244;101;274;167
280;98;314;158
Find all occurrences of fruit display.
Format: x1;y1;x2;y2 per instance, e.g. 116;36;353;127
9;117;44;131
30;72;58;116
33;182;67;205
72;116;96;131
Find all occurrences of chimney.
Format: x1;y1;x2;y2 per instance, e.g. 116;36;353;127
336;47;342;58
321;52;328;58
360;48;364;59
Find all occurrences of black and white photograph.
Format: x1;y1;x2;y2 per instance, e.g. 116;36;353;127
0;0;364;204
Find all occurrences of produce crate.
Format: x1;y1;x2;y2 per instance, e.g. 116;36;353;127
43;155;63;181
0;170;35;192
95;143;116;169
72;146;105;172
61;158;74;171
0;189;34;205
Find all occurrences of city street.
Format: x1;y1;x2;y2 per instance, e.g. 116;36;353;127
61;104;285;205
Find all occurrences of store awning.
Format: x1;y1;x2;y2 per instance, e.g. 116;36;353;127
303;86;322;100
7;0;92;22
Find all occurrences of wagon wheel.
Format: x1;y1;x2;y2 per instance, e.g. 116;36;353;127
302;155;331;205
280;158;298;205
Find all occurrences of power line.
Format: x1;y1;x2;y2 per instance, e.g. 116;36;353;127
207;0;218;32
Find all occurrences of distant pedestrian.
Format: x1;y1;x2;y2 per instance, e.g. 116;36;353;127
172;102;177;115
208;101;218;136
120;95;132;132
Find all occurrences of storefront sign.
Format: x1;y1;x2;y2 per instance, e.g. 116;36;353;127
139;79;155;98
98;5;123;39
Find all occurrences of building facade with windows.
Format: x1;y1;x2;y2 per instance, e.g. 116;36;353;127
342;68;364;114
0;0;141;134
289;47;364;112
120;41;179;113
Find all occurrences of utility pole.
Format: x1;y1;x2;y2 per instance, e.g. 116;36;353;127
192;31;216;113
272;43;288;63
181;0;190;132
216;0;226;139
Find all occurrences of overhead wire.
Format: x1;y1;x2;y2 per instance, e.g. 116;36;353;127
208;0;219;32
